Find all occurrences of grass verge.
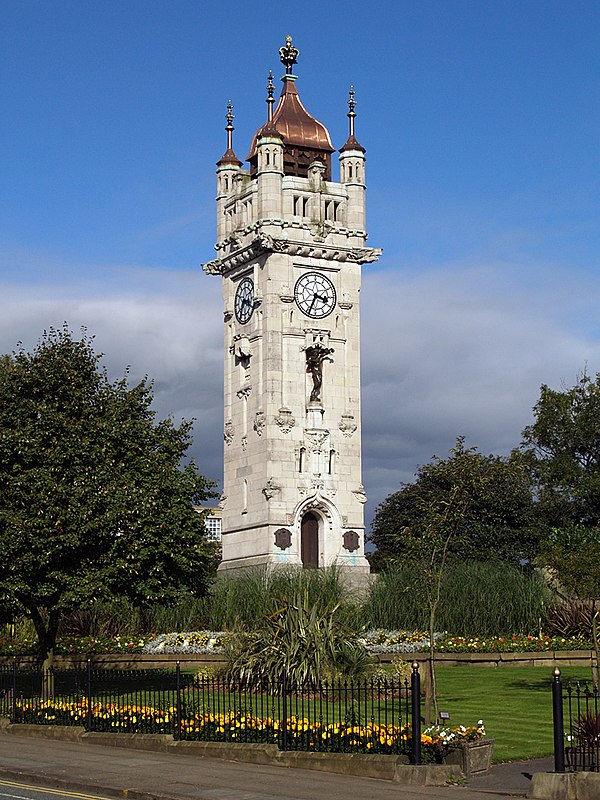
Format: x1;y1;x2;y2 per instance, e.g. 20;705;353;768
435;665;588;763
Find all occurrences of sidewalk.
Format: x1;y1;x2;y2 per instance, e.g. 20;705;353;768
0;730;553;800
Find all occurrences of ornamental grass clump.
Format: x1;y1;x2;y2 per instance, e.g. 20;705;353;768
224;590;371;690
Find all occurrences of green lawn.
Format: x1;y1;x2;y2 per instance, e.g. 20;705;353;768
434;665;590;763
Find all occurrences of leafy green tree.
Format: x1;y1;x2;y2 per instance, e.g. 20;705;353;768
538;525;600;684
0;327;217;671
370;439;540;722
521;372;600;529
521;374;600;682
369;438;539;570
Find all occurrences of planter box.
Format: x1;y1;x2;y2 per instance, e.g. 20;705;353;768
444;738;494;777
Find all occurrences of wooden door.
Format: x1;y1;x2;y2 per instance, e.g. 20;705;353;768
301;512;319;567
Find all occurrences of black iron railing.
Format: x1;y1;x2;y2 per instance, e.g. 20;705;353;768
552;667;599;772
0;661;422;760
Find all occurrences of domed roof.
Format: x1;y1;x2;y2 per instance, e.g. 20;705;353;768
247;77;334;161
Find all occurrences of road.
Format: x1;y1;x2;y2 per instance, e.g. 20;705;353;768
0;731;533;800
0;780;109;800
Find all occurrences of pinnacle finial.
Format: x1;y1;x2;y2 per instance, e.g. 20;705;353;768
347;86;356;138
225;101;235;151
266;71;275;121
279;35;299;75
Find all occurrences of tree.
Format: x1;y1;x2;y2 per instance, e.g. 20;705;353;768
538;525;600;685
521;372;600;529
0;327;217;671
370;438;539;721
369;438;540;570
522;373;600;683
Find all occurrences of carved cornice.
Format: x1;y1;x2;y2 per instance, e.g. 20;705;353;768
202;233;382;275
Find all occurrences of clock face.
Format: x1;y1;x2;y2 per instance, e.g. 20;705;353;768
235;277;254;324
294;272;336;319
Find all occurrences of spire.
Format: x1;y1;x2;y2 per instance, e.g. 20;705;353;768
266;71;275;121
340;85;365;153
279;35;299;76
257;71;282;139
217;101;242;167
348;86;356;138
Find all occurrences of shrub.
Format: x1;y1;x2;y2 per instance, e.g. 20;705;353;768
363;561;550;635
224;590;371;689
546;600;596;638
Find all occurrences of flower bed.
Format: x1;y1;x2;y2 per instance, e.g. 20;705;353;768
0;630;592;657
359;629;442;653
0;635;152;656
436;634;592;653
12;697;485;760
143;631;228;654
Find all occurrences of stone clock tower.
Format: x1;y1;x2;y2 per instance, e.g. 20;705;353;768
202;37;381;584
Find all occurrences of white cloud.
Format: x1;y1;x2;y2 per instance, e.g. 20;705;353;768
360;262;600;522
2;255;599;533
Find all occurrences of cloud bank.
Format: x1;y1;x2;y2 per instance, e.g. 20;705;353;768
1;256;599;533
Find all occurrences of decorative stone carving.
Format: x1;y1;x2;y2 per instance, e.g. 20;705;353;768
224;420;235;445
352;484;367;504
202;234;382;275
275;408;295;433
253;410;265;436
304;429;329;453
339;414;357;437
343;530;360;552
236;386;252;400
341;515;348;527
279;285;294;303
241;435;247;452
339;293;353;310
263;477;281;500
274;528;292;550
308;220;333;242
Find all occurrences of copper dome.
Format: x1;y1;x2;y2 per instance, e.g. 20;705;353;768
247;77;334;179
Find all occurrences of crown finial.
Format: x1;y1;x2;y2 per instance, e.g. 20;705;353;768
266;71;275;121
347;86;356;138
279;35;299;75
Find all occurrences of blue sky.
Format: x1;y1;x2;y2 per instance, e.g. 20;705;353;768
1;1;599;527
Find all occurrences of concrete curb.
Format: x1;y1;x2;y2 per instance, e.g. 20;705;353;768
529;771;600;800
1;723;463;786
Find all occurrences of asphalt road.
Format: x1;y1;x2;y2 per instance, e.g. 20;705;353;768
0;732;521;800
0;779;109;800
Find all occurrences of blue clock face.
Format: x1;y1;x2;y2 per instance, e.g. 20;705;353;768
235;277;254;324
294;272;336;319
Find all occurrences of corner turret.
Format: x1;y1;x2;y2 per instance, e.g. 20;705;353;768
339;87;366;234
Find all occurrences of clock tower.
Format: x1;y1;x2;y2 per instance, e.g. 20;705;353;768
203;38;381;585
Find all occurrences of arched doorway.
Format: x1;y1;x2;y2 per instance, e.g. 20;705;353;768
301;512;319;567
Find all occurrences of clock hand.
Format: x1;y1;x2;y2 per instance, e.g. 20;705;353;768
308;294;318;312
